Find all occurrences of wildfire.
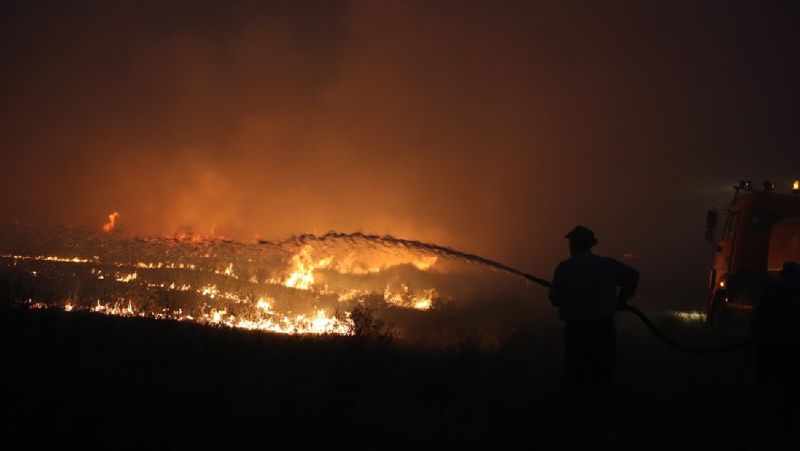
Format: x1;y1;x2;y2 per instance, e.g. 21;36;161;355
103;211;120;232
2;234;445;337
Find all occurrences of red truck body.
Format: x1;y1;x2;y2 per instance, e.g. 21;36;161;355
707;187;800;326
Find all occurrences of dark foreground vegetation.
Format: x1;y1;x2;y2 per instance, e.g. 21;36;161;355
1;305;796;450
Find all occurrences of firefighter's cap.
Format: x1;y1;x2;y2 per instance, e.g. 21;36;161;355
564;225;598;247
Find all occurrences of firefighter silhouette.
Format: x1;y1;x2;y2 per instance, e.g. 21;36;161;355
751;261;800;427
549;226;639;397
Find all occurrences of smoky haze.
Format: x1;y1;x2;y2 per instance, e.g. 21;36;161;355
2;0;800;306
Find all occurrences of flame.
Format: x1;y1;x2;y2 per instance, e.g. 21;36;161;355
169;230;232;243
200;285;219;298
230;309;352;335
384;284;438;310
412;289;436;311
136;261;197;270
102;212;120;232
209;308;227;323
280;246;332;290
384;284;408;306
410;256;438;271
3;254;89;263
337;289;370;303
256;297;273;312
92;300;136;316
274;246;437;291
214;263;236;278
22;296;353;335
115;272;138;282
200;303;351;335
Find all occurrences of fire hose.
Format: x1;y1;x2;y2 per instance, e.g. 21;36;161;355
617;304;753;354
520;275;753;354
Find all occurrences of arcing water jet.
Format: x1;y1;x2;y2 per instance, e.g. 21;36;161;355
259;232;552;288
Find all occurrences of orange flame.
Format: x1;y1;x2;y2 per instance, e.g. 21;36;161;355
103;212;120;232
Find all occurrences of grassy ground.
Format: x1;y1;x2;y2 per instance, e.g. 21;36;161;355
1;305;796;450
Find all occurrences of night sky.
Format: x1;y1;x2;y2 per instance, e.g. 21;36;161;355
2;0;799;290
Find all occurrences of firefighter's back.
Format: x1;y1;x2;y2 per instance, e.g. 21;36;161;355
552;253;637;320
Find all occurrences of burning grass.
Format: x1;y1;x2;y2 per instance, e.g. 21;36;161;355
0;224;541;343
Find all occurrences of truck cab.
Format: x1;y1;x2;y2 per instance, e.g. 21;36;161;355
706;180;800;329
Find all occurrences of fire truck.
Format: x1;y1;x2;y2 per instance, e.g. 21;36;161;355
705;180;800;329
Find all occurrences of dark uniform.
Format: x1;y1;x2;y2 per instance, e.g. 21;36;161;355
549;226;639;397
751;261;800;426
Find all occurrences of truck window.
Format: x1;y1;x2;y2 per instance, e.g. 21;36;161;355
768;218;800;272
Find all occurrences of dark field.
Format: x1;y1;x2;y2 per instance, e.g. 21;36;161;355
1;304;796;450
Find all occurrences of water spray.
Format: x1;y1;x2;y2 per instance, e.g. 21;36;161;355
259;231;551;286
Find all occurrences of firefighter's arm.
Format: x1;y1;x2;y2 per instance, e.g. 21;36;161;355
616;264;639;308
548;264;564;306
